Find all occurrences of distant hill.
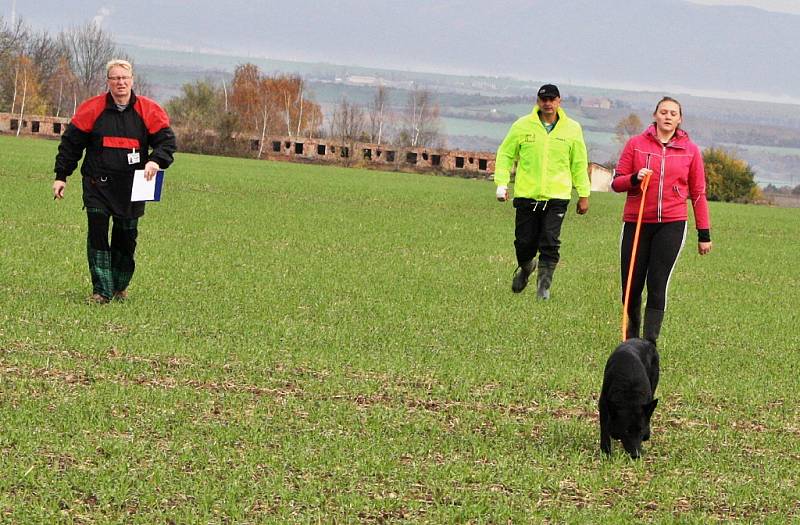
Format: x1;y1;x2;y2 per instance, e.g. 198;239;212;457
125;45;800;187
12;0;800;102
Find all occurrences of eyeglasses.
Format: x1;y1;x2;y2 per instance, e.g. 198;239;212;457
107;76;132;82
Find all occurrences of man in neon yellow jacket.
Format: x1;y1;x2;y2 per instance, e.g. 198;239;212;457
495;84;590;299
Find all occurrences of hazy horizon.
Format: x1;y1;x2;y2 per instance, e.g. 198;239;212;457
3;0;800;104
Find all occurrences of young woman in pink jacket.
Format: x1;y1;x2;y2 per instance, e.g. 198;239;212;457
612;97;713;344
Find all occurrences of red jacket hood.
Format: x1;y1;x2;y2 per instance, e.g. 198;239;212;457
642;124;690;147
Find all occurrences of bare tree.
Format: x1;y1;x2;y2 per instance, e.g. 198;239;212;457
58;22;116;100
130;70;154;99
295;83;303;137
26;30;62;78
368;84;390;145
285;75;323;139
0;16;30;112
397;87;443;148
15;61;26;136
9;60;18;113
283;87;295;136
26;30;69;115
51;56;79;117
14;55;43;135
0;16;29;59
274;75;314;138
329;97;366;164
330;97;366;142
221;77;228;112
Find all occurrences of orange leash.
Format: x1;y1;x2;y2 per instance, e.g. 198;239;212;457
621;170;652;341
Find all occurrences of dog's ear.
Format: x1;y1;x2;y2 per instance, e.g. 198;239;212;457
644;399;658;417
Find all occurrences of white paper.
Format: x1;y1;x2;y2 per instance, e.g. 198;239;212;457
131;170;156;201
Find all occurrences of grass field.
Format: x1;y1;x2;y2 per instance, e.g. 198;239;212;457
1;134;799;523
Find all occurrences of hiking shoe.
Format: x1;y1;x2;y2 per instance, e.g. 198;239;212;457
88;293;110;305
511;259;536;293
113;290;128;302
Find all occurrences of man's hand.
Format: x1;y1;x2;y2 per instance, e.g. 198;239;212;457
143;160;160;181
53;180;66;200
698;241;712;255
576;196;589;215
496;185;508;202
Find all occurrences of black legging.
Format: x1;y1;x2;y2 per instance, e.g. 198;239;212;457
620;221;686;313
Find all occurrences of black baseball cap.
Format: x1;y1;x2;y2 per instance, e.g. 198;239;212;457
537;84;560;99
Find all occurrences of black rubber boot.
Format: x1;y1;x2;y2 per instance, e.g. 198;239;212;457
643;308;664;345
536;261;556;300
511;259;536;293
626;305;641;340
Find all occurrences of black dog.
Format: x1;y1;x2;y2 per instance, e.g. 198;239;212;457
599;338;659;459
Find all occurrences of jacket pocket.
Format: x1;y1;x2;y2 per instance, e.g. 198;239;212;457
548;137;570;167
673;185;685;199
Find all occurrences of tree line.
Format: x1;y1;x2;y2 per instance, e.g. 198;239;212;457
166;67;444;159
0;17;152;128
0;16;444;156
764;183;800;194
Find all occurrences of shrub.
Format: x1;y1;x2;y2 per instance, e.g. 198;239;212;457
703;147;759;203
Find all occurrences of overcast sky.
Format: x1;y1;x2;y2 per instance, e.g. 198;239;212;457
5;0;800;24
687;0;800;14
5;0;794;19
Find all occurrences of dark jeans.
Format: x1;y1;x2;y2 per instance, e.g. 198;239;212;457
512;198;569;266
620;221;686;313
86;208;138;298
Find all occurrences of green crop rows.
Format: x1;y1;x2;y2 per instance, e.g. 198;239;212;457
1;135;798;523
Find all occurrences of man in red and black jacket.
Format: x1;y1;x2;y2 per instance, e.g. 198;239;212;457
53;59;177;304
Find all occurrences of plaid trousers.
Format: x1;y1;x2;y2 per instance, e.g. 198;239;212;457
86;208;138;299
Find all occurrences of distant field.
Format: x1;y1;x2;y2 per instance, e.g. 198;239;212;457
441;116;618;163
2;135;799;523
719;142;800;158
440;117;510;144
132;48;797;185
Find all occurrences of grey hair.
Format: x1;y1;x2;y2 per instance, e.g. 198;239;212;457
106;59;133;76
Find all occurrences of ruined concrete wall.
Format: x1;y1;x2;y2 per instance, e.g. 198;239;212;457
0;112;70;138
1;113;625;190
1;111;500;178
251;135;496;178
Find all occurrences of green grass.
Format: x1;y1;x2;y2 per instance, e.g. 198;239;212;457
1;134;799;523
